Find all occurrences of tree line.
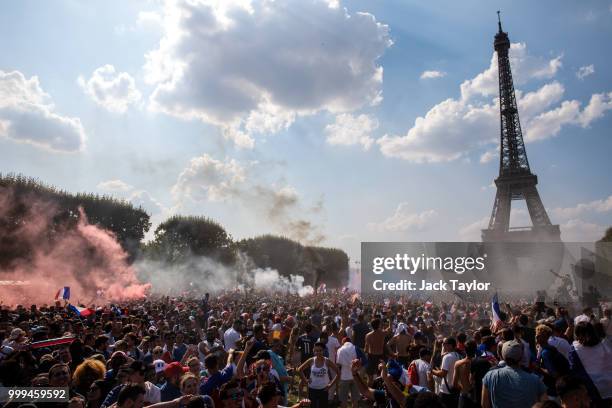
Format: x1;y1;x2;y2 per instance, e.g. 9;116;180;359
0;174;349;287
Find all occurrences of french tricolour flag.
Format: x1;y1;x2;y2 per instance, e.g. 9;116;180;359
68;304;93;317
491;293;502;331
55;287;70;300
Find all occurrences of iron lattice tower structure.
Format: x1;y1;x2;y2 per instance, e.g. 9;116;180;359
482;13;560;242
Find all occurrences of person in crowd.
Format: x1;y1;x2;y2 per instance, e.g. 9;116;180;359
224;320;243;352
432;337;461;407
161;362;187;402
481;340;547;408
73;358;107;397
568;322;611;405
86;379;107;408
336;337;359;408
297;342;339;408
555;375;591;408
452;340;477;408
535;324;570;399
387;322;412;368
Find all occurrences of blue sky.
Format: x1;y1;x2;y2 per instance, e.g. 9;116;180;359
1;0;610;263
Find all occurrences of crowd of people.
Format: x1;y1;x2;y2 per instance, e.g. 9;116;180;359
0;290;610;408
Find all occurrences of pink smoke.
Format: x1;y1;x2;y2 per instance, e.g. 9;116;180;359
0;188;151;306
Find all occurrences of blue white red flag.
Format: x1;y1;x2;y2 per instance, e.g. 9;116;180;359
55;287;70;300
68;304;93;317
491;293;503;331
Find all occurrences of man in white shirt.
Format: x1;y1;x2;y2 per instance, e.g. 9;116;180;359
432;337;461;407
336;338;359;408
223;320;243;352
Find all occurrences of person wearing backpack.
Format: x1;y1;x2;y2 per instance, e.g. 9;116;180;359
534;325;569;400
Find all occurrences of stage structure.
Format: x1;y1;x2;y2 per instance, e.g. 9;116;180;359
482;12;561;243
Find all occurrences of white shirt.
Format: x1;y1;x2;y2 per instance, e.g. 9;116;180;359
224;327;241;351
336;342;357;381
548;336;571;361
439;351;460;394
144;381;161;404
326;336;341;363
414;359;431;388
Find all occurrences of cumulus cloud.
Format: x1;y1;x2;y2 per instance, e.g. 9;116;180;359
172;154;324;244
0;70;86;152
97;179;134;192
550;196;612;220
144;0;391;147
420;70;446;80
325;113;378;150
368;204;437;232
576;64;595;80
78;65;142;113
560;219;607;242
378;43;611;163
577;92;612;127
171;155;246;202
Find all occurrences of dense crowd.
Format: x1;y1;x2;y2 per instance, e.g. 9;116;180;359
0;290;610;408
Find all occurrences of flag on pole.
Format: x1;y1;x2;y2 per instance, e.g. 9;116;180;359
68;304;93;317
55;287;70;301
491;293;502;332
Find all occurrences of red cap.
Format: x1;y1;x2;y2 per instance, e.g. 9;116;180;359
164;362;188;378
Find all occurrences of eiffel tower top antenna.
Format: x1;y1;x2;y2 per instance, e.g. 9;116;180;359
497;11;503;33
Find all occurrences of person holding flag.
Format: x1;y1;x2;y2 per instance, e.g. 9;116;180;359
491;293;504;334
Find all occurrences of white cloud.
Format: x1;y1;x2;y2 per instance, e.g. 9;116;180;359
325;113;377;150
458;216;489;241
129;190;166;216
560;219;606;242
479;149;497;163
171;154;324;244
144;0;391;147
577;92;612;127
378;42;611;163
0;70;86;152
171;155;246;202
460;43;562;101
551;196;612;220
420;70;446;80
97;179;134;192
576;64;595;80
368;204;436;232
377;96;498;163
78;65;142;113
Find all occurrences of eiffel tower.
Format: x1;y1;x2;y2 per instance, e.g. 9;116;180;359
482;12;560;242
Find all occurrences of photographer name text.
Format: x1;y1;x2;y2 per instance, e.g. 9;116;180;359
372;279;491;292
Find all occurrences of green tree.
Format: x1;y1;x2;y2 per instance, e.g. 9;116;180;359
0;173;150;263
145;215;234;264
